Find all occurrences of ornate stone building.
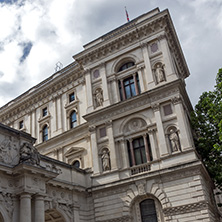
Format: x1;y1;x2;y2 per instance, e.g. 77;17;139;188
0;7;220;222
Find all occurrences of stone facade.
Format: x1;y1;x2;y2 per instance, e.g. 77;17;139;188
0;7;220;222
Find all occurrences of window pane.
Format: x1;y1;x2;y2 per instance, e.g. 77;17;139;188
140;199;158;222
43;125;48;142
43;108;47;117
135;149;142;165
125;85;131;99
69;93;75;102
131;84;136;96
70;111;77;129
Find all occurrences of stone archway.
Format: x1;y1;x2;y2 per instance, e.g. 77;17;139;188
45;209;66;222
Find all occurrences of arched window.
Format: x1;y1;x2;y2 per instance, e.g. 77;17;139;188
70;111;77;129
118;61;135;72
73;160;80;168
127;135;152;166
140;199;158;222
42;125;48;142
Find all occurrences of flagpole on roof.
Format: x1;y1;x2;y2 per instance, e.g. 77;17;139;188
125;6;130;22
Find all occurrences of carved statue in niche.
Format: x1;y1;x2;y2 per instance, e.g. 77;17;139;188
101;149;110;171
19;142;40;165
155;63;165;83
169;129;180;152
95;88;103;107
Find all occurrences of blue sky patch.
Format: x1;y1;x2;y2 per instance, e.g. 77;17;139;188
19;42;32;63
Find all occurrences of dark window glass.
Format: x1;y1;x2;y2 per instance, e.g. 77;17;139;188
133;137;147;165
69;92;75;103
42;125;48;142
163;104;173;116
70;111;77;129
73;160;80;168
140;199;158;222
19;120;24;129
118;62;135;72
42;107;47;117
100;127;106;138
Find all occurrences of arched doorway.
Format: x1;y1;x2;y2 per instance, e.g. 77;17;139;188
45;209;66;222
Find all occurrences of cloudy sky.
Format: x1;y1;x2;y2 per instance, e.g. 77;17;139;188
0;0;221;107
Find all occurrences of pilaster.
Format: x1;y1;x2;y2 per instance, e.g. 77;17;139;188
172;97;193;150
141;42;154;88
89;125;100;174
100;63;110;106
152;104;168;156
34;195;45;222
106;120;118;170
85;69;94;113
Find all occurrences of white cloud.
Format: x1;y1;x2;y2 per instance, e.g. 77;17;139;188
0;0;221;107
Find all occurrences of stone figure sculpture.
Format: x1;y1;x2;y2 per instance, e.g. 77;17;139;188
95;88;103;107
101;149;110;171
155;64;165;83
19;142;40;165
169;129;180;152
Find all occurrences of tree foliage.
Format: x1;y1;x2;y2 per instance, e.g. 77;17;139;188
191;68;222;190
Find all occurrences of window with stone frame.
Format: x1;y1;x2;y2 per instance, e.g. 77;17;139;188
117;61;140;101
119;74;141;100
42;125;48;142
69;92;75;103
127;135;152;167
70;111;77;129
42;107;48;117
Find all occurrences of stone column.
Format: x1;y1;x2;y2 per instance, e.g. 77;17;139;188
120;79;126;100
143;134;151;162
133;73;139;95
128;139;136;166
119;139;129;168
172;97;193;150
89;126;100;174
141;43;154;87
12;196;19;222
34;195;45;222
85;69;94;113
110;76;119;103
152;104;168;156
158;35;174;76
100;63;110;106
106;120;118;170
20;193;31;222
148;129;158;160
137;67;145;93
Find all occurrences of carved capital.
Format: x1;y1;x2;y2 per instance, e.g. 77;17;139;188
100;62;106;69
152;103;160;112
157;34;166;41
140;42;148;49
171;96;182;105
88;125;96;132
105;120;112;127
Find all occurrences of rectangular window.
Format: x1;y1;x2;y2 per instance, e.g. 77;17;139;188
119;74;140;101
69;92;75;103
99;127;106;138
19;120;24;129
163;104;173;116
42;107;47;117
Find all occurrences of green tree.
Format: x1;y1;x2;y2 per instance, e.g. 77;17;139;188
191;68;222;190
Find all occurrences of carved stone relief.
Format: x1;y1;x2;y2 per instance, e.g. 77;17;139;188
94;88;104;107
123;118;147;134
0;136;19;165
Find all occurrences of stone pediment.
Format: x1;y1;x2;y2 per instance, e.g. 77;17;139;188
64;147;85;158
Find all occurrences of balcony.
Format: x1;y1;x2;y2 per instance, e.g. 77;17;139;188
130;162;151;175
